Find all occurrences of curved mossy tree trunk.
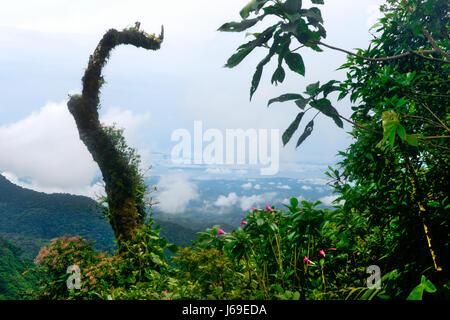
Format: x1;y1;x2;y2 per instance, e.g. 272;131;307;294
67;26;163;244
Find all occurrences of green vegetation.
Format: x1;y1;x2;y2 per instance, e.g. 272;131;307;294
0;235;39;299
0;174;116;257
2;0;448;300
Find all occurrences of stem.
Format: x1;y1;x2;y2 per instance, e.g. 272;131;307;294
399;142;443;272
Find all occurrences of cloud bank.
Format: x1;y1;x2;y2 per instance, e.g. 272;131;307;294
0;100;151;197
154;174;199;214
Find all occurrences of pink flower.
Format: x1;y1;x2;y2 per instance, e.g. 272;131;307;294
287;229;290;233
303;256;314;264
252;207;257;212
330;248;336;251
163;290;168;295
319;249;326;257
217;229;226;236
300;211;305;215
240;219;248;227
265;204;274;212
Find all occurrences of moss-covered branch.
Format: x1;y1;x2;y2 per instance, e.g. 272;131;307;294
67;25;163;244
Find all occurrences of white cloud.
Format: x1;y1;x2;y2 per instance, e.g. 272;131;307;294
254;184;261;190
239;192;277;211
0;100;151;197
214;192;239;207
315;186;325;193
277;185;291;190
301;185;312;191
155;174;199;213
0;101;98;191
241;182;252;189
1;171;105;199
213;191;278;211
319;195;344;206
298;178;330;185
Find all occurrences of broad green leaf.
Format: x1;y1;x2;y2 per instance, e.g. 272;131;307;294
295;96;309;109
305;81;320;96
421;275;437;293
396;124;406;140
406;283;424;300
282;112;305;145
296;120;314;147
284;0;302;14
284;52;305;76
311;0;324;4
290;197;299;207
240;0;270;19
218;17;262;32
406;134;418;147
250;32;281;99
268;93;304;106
240;0;258;19
271;65;286;85
321;80;340;97
302;8;323;24
225;47;254;68
225;25;276;68
309;98;343;128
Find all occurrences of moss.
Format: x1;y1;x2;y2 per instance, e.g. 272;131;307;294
67;25;163;244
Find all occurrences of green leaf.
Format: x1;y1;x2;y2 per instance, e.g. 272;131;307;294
302;8;323;24
290;197;299;207
406;134;418;147
309;98;343;128
311;0;324;4
296;120;314;147
407;284;424;300
240;0;270;19
225;25;276;68
271;65;286;85
282;112;305;145
240;0;258;19
305;81;320;96
321;80;340;97
268;93;305;106
250;42;278;100
295;96;309;109
284;52;305;76
284;0;302;14
422;275;437;293
218;18;262;32
396;124;406;140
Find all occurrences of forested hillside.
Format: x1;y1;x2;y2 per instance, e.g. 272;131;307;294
0;235;38;299
0;174;115;256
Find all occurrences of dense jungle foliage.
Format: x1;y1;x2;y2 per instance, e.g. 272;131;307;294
7;0;449;300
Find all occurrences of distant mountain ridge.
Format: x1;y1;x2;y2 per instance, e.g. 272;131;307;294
0;174;211;258
0;174;116;257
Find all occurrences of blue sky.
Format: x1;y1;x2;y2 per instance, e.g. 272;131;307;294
0;0;385;198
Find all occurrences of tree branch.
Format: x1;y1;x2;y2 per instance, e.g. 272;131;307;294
315;40;447;63
67;25;163;244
